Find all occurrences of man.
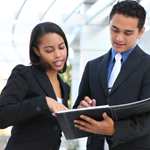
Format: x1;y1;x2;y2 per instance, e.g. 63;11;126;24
73;1;150;150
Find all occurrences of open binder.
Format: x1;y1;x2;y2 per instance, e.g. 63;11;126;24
56;98;150;139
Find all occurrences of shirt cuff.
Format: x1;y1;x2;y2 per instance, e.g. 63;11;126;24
107;134;115;140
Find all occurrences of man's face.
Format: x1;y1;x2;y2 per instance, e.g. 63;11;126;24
109;13;145;53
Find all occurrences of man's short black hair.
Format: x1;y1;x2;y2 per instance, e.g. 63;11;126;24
109;1;146;32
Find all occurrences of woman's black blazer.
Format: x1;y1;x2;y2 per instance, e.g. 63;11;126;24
0;65;70;150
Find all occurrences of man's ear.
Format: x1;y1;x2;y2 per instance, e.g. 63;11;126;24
138;27;145;39
32;47;40;57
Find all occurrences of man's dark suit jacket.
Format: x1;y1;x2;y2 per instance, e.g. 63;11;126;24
0;65;70;150
73;45;150;150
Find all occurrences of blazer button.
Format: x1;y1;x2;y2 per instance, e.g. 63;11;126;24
119;141;125;144
54;125;58;130
36;107;41;111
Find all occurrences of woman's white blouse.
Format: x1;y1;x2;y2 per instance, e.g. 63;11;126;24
57;97;63;104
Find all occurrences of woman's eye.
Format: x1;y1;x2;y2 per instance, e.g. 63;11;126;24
46;50;53;53
60;47;64;49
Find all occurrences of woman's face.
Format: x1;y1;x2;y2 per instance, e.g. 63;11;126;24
34;33;67;73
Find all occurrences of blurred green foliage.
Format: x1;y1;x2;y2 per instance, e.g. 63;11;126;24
65;139;79;150
59;64;72;109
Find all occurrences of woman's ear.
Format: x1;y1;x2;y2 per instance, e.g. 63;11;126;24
32;47;41;57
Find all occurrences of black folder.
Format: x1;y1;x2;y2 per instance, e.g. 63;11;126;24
56;98;150;139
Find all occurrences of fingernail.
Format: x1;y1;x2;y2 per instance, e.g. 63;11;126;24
80;115;83;118
103;112;106;116
74;124;77;127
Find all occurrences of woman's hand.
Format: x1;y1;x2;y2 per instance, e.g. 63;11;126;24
46;96;69;117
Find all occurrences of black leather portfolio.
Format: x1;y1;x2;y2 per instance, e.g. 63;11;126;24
56;98;150;139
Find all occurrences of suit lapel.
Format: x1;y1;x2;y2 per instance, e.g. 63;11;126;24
31;65;68;106
31;65;57;100
98;50;111;96
111;45;146;93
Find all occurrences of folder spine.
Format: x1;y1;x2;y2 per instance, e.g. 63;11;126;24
111;108;117;121
63;113;75;139
57;113;74;139
110;108;115;120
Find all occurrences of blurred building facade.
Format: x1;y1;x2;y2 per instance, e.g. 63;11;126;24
0;0;150;150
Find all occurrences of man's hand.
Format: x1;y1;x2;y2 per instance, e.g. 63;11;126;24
78;96;96;108
74;112;115;136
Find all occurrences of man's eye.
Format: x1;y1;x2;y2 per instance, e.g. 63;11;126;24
112;28;118;32
125;32;132;35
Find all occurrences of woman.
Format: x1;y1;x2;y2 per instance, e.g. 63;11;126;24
0;22;70;150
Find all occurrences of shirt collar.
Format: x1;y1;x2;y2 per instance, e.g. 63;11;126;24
110;44;137;63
